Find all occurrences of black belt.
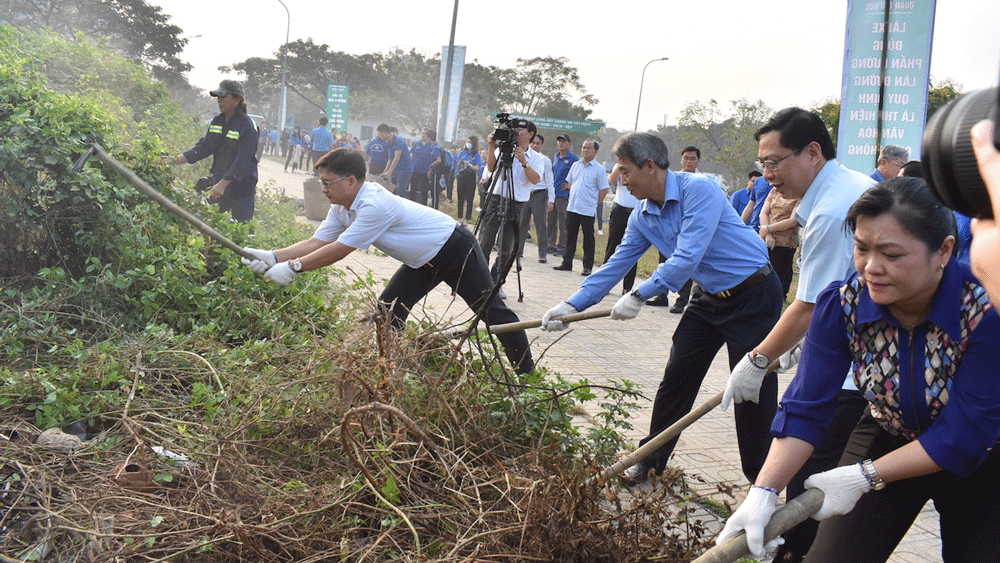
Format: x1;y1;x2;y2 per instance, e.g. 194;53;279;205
420;225;464;271
713;264;773;299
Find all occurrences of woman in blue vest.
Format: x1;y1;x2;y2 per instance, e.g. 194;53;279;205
719;177;1000;562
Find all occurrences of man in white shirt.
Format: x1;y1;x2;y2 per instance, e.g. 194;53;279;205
518;134;556;263
478;120;545;290
241;148;534;374
552;140;609;276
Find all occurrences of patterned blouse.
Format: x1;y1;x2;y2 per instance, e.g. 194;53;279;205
772;260;1000;476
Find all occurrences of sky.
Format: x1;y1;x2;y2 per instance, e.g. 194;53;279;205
163;0;1000;132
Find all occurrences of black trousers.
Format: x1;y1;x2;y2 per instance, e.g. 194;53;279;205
605;203;637;292
769;244;797;300
805;410;1000;563
561;211;595;271
477;195;524;285
638;272;783;482
409;171;431;206
456;170;477;220
379;226;533;374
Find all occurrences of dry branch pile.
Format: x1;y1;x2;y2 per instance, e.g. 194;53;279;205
1;316;717;562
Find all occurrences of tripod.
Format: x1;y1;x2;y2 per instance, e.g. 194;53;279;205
473;147;524;302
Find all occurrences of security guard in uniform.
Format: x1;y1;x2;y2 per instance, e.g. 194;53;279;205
173;79;259;222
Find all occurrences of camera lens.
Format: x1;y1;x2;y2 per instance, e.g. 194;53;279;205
921;87;999;219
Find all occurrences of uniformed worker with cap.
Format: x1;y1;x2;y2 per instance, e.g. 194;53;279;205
173;79;259;222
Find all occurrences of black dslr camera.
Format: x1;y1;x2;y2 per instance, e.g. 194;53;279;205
922;85;999;219
492;112;530;155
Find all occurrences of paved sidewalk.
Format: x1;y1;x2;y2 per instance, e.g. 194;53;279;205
256;157;941;563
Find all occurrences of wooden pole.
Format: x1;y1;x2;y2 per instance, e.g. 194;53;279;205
601;391;722;481
689;489;824;563
486;308;613;335
74;144;256;261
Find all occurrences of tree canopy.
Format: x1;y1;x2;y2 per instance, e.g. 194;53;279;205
2;0;191;85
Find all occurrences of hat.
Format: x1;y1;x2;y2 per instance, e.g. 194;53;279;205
556;133;572;143
210;80;244;98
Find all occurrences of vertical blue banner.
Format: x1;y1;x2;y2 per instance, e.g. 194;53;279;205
437;45;466;144
326;83;350;133
837;0;937;173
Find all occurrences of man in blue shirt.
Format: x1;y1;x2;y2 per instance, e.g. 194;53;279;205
409;127;441;206
547;134;579;256
377;123;413;198
730;170;760;215
310;117;334;176
868;144;908;182
541;132;783;485
741;175;773;229
365;135;390;175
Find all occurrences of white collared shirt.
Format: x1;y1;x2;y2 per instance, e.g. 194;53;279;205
490;147;546;202
314;182;456;268
566;159;610;216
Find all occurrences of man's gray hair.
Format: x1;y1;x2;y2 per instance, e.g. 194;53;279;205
879;145;909;162
612;132;670;170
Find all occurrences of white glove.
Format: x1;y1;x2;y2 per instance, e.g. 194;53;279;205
777;339;804;373
263;261;297;286
804;464;872;521
717;486;784;558
721;353;768;410
242;247;277;274
610;291;644;320
540;301;578;331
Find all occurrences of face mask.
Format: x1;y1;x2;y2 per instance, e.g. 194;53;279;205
466;143;472;150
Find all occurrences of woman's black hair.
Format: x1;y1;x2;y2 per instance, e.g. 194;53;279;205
467;136;479;153
846;176;956;253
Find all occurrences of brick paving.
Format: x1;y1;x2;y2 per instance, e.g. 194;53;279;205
257;156;941;562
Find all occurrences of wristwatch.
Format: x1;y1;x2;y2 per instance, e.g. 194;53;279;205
861;459;887;490
750;350;770;369
630;289;644;302
290;258;303;272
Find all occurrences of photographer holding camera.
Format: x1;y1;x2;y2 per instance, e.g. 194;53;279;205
477;117;545;295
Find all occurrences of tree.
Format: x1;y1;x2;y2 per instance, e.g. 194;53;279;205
926;77;963;119
507;57;597;116
676;98;771;190
2;0;191;86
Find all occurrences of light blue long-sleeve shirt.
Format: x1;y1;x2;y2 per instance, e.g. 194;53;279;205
566;170;770;311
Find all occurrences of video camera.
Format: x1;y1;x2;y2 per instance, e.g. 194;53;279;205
922;85;999;219
492;113;531;153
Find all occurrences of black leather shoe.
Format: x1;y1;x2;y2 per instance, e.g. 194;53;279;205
646;294;670;307
670;302;686;314
552;264;572;271
581;269;592;276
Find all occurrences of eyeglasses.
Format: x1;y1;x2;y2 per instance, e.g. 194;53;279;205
320;176;350;187
755;149;802;173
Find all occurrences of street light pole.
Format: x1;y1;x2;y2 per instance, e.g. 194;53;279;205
634;57;668;131
277;0;290;132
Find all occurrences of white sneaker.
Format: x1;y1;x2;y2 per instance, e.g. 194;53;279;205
598;229;604;235
497;288;507;300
